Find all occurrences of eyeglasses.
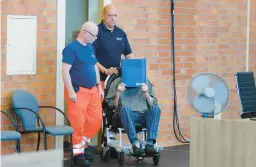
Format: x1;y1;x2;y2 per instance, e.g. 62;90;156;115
83;30;97;39
107;14;117;18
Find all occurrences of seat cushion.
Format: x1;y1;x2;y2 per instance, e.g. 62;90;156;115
25;127;44;132
45;125;73;136
0;131;21;141
110;123;146;134
135;123;145;129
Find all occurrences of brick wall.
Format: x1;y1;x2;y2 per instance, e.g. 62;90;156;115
112;0;254;146
0;0;254;154
0;0;57;154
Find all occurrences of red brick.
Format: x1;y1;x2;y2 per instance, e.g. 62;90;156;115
1;0;57;154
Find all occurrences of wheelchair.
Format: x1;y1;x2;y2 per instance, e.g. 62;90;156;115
99;68;163;166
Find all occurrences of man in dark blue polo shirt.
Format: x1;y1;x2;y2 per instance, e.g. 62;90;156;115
93;4;133;82
62;21;103;167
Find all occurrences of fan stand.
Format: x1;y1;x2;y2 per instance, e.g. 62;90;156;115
201;102;222;119
213;102;221;119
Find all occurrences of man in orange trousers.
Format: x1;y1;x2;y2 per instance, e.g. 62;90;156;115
62;21;104;167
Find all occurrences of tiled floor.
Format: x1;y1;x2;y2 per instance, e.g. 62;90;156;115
64;144;189;167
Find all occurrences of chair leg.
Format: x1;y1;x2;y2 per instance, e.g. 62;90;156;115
44;133;47;150
16;139;21;153
70;134;73;167
145;130;147;142
37;132;40;151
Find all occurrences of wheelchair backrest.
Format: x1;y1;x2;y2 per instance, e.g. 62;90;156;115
104;68;122;97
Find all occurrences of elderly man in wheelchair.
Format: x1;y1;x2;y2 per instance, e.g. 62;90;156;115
101;72;162;165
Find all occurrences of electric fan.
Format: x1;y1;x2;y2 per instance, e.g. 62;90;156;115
186;72;230;118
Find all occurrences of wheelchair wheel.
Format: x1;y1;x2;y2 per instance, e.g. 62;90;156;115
100;149;110;162
117;151;124;166
153;155;160;165
110;147;118;159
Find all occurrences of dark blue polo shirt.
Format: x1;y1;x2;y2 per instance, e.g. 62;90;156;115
92;21;132;80
62;40;97;92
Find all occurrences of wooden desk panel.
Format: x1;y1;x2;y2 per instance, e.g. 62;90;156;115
190;118;256;167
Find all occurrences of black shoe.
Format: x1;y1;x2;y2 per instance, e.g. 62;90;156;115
72;154;91;167
84;148;94;163
145;144;157;156
132;145;145;157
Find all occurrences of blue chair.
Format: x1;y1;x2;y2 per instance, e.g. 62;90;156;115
0;110;21;153
11;90;74;161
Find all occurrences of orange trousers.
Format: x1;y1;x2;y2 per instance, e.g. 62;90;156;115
64;86;102;155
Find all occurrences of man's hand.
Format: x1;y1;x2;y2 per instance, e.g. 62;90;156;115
97;84;104;101
141;83;148;93
105;67;118;75
69;90;77;102
117;83;126;93
141;83;154;106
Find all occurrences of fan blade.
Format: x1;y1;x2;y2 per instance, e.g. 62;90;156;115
193;96;215;115
213;81;229;104
191;75;211;94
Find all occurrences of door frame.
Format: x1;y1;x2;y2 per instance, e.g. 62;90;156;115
246;0;250;71
55;0;112;149
55;0;66;149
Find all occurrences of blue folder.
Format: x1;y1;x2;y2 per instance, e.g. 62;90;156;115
121;58;147;87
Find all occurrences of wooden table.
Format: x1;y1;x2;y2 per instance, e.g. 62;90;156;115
190;118;256;167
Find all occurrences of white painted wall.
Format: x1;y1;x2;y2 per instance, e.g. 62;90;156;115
104;0;112;7
56;0;66;149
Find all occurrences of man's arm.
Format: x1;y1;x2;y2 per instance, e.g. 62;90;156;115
141;84;157;106
96;62;107;74
123;33;133;59
143;92;154;106
62;63;73;93
62;63;77;102
96;62;118;75
113;91;122;107
95;64;101;85
95;64;104;99
113;82;126;107
105;78;123;108
125;54;133;59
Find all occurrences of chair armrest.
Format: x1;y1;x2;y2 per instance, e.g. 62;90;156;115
11;107;46;131
0;110;19;132
38;106;71;126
